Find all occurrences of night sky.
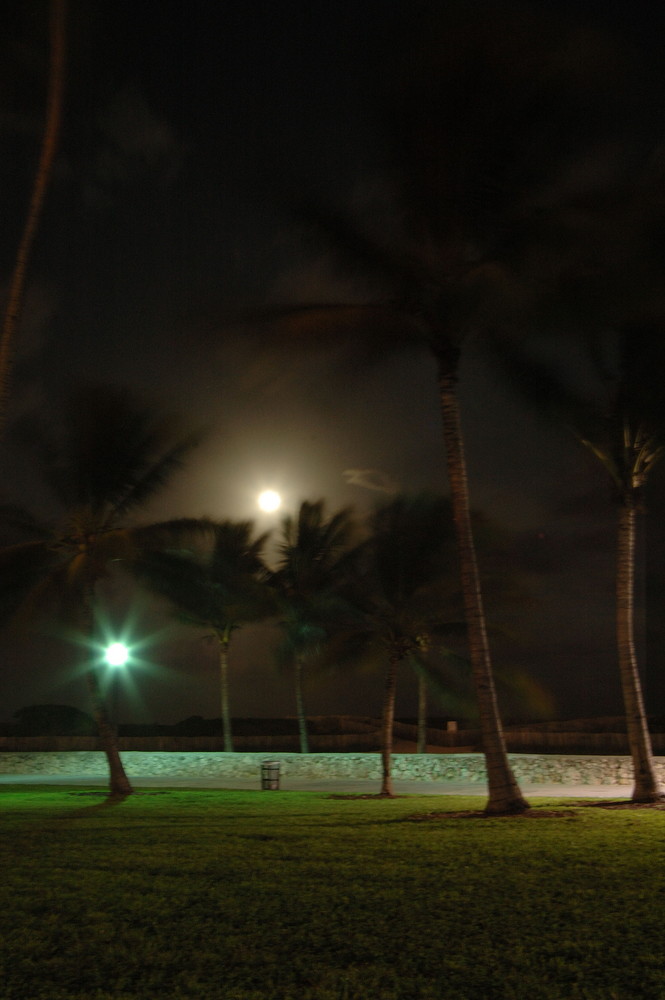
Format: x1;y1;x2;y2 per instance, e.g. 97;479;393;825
1;0;664;726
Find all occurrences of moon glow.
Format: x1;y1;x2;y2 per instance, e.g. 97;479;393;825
258;489;282;512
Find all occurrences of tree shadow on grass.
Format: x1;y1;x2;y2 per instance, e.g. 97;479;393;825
327;794;579;819
401;807;580;821
581;799;665;810
402;798;665;819
327;793;407;800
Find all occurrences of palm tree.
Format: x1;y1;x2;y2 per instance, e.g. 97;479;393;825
1;0;67;430
611;378;664;802
249;5;629;812
489;107;665;802
134;519;271;751
255;218;530;808
258;275;529;809
270;500;356;753
0;384;200;797
340;494;468;796
500;330;665;802
251;5;656;812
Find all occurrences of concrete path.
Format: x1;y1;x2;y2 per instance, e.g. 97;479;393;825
0;772;636;799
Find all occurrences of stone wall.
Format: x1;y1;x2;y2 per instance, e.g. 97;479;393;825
2;750;664;785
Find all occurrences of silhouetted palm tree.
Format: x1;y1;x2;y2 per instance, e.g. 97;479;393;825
270;500;356;753
499;329;665;802
135;519;271;751
609;337;665;802
257;215;531;806
254;1;660;812
254;5;623;812
338;494;467;796
0;384;199;797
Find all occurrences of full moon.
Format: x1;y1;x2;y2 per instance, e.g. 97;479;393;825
258;489;282;513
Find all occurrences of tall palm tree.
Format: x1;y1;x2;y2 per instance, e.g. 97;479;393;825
256;233;531;806
259;288;530;807
256;221;530;809
0;384;199;797
270;500;356;753
252;5;655;812
134;519;271;751
500;330;665;802
1;0;67;430
610;362;665;803
251;5;621;812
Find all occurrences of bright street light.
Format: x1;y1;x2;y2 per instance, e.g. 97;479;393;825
104;642;130;668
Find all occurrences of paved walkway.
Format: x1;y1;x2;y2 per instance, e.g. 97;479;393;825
0;773;636;798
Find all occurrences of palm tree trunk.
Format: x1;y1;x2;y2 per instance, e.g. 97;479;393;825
219;634;234;752
0;0;66;429
437;354;528;814
416;673;427;754
85;667;133;798
617;495;663;802
380;652;401;797
294;655;309;753
82;584;133;798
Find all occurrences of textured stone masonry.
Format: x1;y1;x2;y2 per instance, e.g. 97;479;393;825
1;751;664;784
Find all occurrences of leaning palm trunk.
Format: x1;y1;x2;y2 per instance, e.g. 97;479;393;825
85;668;133;798
294;655;310;753
380;652;401;796
437;353;528;814
218;633;234;752
617;494;663;802
0;0;66;429
81;591;133;798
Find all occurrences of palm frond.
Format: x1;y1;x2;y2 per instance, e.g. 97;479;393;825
108;431;201;522
576;435;622;489
274;500;357;595
363;493;458;609
134;519;274;634
290;195;434;300
129;517;219;553
41;385;200;524
134;548;222;629
407;649;471;710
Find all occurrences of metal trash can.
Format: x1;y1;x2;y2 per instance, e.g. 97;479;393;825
260;760;281;790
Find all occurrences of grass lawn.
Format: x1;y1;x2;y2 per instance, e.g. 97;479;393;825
0;787;663;999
